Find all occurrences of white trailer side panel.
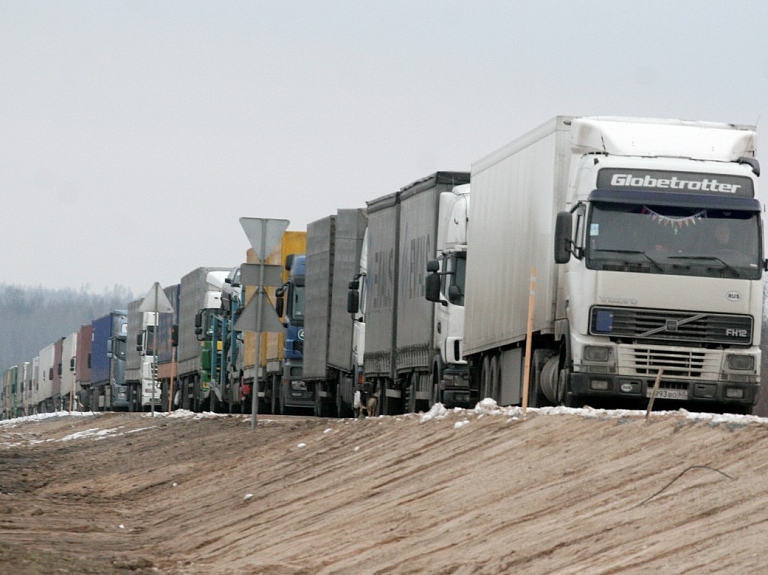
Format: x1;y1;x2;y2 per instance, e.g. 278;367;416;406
125;299;143;382
364;193;399;377
304;215;334;380
327;209;367;372
465;117;572;356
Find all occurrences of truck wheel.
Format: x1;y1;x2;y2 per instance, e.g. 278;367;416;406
539;355;560;404
530;349;556;408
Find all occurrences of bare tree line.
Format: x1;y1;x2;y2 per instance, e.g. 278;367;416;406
0;283;134;375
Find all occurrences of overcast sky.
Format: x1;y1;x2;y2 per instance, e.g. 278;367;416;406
3;1;768;297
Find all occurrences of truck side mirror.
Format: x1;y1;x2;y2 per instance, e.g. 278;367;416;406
347;289;359;314
136;332;143;353
425;272;443;304
426;259;440;273
275;294;285;318
554;211;573;264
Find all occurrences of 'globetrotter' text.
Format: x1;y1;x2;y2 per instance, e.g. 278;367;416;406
611;173;741;194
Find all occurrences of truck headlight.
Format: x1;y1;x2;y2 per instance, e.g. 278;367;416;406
584;346;610;362
726;355;754;371
725;387;745;399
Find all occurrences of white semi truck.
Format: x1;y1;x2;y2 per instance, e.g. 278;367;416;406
363;171;471;415
425;184;471;406
464;116;763;414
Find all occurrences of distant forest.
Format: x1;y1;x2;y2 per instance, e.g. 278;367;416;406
0;283;134;375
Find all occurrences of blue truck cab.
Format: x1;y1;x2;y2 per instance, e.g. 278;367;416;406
276;254;309;412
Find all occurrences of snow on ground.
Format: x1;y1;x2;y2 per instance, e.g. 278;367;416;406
1;400;766;450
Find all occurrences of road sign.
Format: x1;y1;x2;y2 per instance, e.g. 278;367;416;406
138;282;175;417
233;293;284;333
138;282;174;313
240;218;289;261
240;263;283;287
238;217;291;429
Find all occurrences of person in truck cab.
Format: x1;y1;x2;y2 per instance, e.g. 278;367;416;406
714;221;731;248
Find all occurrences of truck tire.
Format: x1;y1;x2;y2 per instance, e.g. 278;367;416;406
530;349;557;408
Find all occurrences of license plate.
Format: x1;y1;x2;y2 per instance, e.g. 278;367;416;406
646;388;687;400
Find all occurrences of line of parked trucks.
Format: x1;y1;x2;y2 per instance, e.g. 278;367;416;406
3;116;764;419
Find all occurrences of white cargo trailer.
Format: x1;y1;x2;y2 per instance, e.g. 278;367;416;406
364;171;471;415
303;208;367;417
465;116;763;413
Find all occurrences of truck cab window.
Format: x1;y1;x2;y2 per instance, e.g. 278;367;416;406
288;284;305;323
586;203;761;280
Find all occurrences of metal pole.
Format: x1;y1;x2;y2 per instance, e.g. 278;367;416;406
250;225;268;430
168;346;176;413
152;289;158;417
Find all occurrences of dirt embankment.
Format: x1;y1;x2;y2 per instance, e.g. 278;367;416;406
1;406;768;574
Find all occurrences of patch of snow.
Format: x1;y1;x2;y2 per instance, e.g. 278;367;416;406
420;403;449;423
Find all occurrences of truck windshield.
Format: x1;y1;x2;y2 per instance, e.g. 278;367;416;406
586;203;761;280
443;253;467;306
288;284;305;324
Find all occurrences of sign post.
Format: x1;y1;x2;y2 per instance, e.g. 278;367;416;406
237;217;290;429
139;282;175;417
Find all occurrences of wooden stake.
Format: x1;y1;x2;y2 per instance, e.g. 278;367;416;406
522;268;537;418
645;369;664;423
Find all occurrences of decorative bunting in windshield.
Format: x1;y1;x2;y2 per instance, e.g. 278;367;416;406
642;207;707;231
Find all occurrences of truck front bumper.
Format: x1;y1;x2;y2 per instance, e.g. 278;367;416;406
570;373;759;409
442;367;471;408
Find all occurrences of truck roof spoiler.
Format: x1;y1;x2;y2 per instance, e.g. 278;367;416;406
737;156;760;177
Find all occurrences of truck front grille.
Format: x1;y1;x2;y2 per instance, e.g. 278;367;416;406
618;346;720;379
590;306;752;346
